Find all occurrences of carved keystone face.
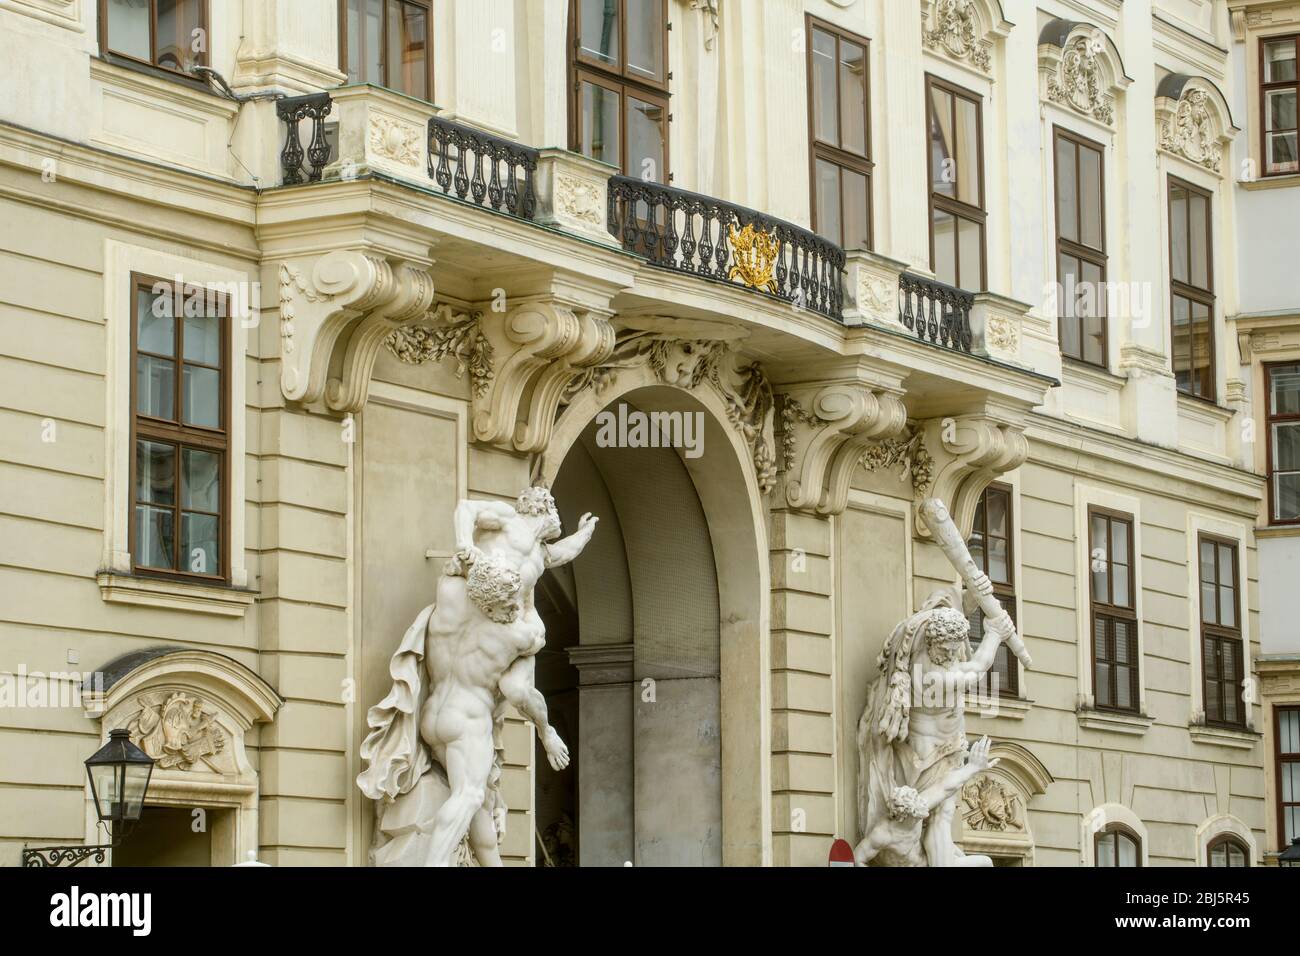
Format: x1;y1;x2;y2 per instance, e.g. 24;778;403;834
656;340;709;387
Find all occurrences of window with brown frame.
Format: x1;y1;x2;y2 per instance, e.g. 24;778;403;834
339;0;433;101
926;74;985;293
967;483;1018;697
807;16;872;251
1095;824;1141;867
1089;508;1139;713
569;0;670;182
130;274;229;582
1261;34;1299;176
1168;177;1216;401
1199;534;1244;729
1278;706;1300;849
1266;362;1300;524
1206;834;1250;867
1054;127;1107;367
100;0;207;74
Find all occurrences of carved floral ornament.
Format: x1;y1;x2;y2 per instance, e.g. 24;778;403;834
1155;76;1236;175
1038;20;1131;128
920;0;1012;75
368;113;423;167
126;691;229;773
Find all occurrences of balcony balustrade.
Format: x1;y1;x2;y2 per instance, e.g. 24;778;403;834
898;272;974;354
428;115;538;221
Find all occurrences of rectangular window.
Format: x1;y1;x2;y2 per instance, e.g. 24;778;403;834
1266;362;1300;523
926;75;985;292
1054;127;1107;367
340;0;432;101
101;0;206;73
130;274;228;581
1089;508;1139;713
967;483;1018;697
1168;177;1216;401
807;16;872;251
1262;35;1299;176
1279;706;1300;848
1199;535;1244;728
570;0;669;181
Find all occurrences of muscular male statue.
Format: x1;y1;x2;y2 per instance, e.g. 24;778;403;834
356;486;597;867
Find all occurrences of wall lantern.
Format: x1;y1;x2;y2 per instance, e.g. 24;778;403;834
1281;837;1300;868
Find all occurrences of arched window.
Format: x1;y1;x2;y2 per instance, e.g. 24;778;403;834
1207;835;1250;868
1095;824;1142;867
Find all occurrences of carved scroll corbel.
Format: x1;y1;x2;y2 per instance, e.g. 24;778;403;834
778;383;908;515
472;301;615;452
277;251;436;412
915;415;1028;539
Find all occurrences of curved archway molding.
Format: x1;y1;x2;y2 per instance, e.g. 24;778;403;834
1195;814;1259;866
958;740;1053;865
1081;803;1150;866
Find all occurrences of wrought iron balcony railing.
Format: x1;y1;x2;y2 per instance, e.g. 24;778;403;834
277;92;333;184
607;176;846;320
898;272;974;353
428;115;538;221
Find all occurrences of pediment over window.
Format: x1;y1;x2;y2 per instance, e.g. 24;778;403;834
1038;19;1132;128
920;0;1014;75
1155;74;1238;175
957;740;1053;864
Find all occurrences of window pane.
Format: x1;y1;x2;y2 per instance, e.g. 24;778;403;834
1080;144;1103;250
1276;421;1300;470
1218;544;1235;589
138;287;174;356
137;355;176;419
1265;39;1298;83
842;168;869;251
1209;843;1226;867
929;87;955;197
1281;709;1300;753
815;160;841;245
135;504;175;570
1267;131;1299;175
1285;762;1299;801
932;209;956;286
988;536;1008;584
136;440;175;506
346;0;363;82
1091;512;1109;600
1200;538;1216;581
182;364;220;428
1058;253;1081;358
183;307;221;366
1277;471;1300;521
578;0;619;65
1170;185;1188;284
626;95;665;182
106;0;151;61
1112;562;1129;608
1220;595;1235;629
1228;844;1245;867
839;41;867;156
1267;89;1298;132
1201;580;1217;623
1081;260;1105;366
156;0;203;71
364;0;383;83
1115;664;1132;710
1118;833;1137;867
1056;137;1077;243
1271;365;1300;415
1172;296;1192;393
812;28;838;144
181;512;220;575
1097;832;1115;867
986;490;1008;539
1111;520;1129;565
387;0;429;99
1189;193;1209;289
181;447;220;512
626;0;664;81
1190;300;1212;398
579;81;620;168
955;95;980;205
957;216;982;292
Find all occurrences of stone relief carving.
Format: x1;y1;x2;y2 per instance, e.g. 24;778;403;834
859;428;935;498
923;0;993;73
1047;37;1115;125
126;692;228;772
1158;89;1222;172
554;173;604;226
961;775;1025;832
277;263;322;367
385;304;495;398
984;314;1019;352
368;114;423;166
357;488;598;866
854;498;1031;866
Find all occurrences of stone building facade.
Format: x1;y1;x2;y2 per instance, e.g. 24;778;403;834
0;0;1276;866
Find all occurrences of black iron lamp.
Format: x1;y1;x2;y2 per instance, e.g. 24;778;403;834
1281;836;1300;868
23;729;154;867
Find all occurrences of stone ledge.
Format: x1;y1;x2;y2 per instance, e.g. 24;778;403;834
965;695;1033;721
97;572;257;618
1077;708;1154;736
1188;723;1260;750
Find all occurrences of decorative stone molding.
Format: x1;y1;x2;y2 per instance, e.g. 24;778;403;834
960;776;1024;832
915;413;1029;538
276;250;436;413
859;427;935;498
327;85;436;179
385;303;495;398
534;149;621;247
957;741;1051;863
1118;341;1175;379
843;248;908;330
777;382;909;515
970;292;1031;364
1155;74;1237;175
1038;19;1131;128
368;114;424;168
920;0;1013;75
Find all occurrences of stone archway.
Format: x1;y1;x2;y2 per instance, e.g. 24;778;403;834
537;370;771;866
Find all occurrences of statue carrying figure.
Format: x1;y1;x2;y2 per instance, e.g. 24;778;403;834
356;486;597;866
855;497;1032;867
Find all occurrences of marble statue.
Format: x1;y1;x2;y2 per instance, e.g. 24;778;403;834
356;487;598;866
855;497;1032;867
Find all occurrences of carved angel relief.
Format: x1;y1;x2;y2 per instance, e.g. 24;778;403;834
1047;37;1115;125
1159;89;1222;172
924;0;992;74
126;692;228;773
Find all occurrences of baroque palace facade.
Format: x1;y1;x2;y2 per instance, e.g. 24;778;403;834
0;0;1291;866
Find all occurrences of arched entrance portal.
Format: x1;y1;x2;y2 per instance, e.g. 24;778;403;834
534;381;769;867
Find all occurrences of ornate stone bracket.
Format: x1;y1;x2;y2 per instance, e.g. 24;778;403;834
1155;74;1237;175
914;414;1028;538
1038;19;1131;128
920;0;1013;75
385;302;495;398
777;383;909;515
277;250;436;413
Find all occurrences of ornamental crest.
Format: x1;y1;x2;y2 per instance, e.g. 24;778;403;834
126;692;227;772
